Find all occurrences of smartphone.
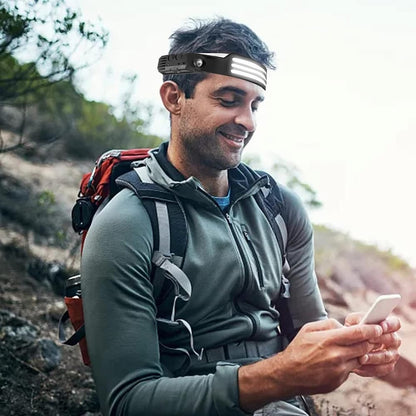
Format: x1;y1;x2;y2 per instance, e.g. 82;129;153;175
359;294;401;324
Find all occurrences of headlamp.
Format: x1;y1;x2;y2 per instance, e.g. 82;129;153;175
158;53;267;90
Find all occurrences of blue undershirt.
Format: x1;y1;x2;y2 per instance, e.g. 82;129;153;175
212;188;231;211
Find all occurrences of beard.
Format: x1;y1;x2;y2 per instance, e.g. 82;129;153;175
178;113;250;173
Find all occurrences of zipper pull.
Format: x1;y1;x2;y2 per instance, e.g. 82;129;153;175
242;229;250;241
225;213;232;224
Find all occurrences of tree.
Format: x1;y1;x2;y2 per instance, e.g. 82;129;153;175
0;0;108;153
272;158;322;210
244;153;322;210
0;0;107;103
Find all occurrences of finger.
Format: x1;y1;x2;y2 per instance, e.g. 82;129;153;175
368;343;384;352
302;318;343;332
345;314;401;332
341;340;377;362
330;324;383;346
344;312;363;327
353;361;399;378
345;357;364;374
364;348;400;366
379;316;401;333
369;332;401;348
352;352;399;377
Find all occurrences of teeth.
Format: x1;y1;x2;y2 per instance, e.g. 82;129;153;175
223;133;243;142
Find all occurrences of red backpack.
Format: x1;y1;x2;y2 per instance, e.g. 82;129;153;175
59;148;190;365
72;148;151;251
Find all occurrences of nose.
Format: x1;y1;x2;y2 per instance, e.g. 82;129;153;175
234;105;256;133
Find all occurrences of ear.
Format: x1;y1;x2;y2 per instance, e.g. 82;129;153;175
159;81;184;116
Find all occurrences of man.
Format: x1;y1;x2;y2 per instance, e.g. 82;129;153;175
82;18;401;416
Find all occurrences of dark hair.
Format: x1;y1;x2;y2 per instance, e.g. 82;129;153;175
164;17;275;98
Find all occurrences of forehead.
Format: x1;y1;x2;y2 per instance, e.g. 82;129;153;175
195;73;265;101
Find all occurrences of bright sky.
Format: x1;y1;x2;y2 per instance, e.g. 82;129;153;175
71;0;416;267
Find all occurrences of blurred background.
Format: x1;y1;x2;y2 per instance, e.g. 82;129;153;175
1;1;415;415
73;0;416;268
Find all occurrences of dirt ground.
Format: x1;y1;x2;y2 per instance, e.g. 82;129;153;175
0;244;100;416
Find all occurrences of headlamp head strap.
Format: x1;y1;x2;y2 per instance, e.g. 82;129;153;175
158;53;267;90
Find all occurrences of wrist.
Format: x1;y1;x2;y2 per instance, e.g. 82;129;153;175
238;353;295;412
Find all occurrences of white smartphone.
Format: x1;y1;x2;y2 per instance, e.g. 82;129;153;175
359;294;401;324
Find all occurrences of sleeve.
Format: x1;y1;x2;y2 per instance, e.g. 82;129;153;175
81;189;250;416
280;186;328;330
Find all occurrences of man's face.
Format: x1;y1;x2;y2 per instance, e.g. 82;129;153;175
177;74;265;173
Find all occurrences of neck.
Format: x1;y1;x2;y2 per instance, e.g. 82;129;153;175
198;174;229;197
166;143;229;197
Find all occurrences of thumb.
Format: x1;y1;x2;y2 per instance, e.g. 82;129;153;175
302;318;343;333
345;312;363;327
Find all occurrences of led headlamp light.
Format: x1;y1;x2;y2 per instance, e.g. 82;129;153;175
158;53;267;90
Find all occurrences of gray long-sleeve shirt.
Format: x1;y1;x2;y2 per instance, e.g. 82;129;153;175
81;145;327;415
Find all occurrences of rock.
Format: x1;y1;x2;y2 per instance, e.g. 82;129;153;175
0;309;61;372
45;300;66;322
316;275;348;307
0;309;38;346
66;387;100;415
48;261;69;296
36;338;62;372
27;258;69;296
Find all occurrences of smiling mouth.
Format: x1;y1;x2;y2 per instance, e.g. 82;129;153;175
219;131;247;143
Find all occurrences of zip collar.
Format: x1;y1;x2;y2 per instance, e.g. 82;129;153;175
148;142;278;207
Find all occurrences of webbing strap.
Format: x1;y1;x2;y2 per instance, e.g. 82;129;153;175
177;319;204;360
274;213;288;252
152;251;192;301
276;213;290;298
133;164;152;183
157;318;204;360
117;167;188;260
256;185;291;280
193;337;283;365
118;166;190;299
58;310;85;345
133;165;172;256
155;201;170;255
254;173;296;336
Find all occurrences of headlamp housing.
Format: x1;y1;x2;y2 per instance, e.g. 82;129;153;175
158;53;267;90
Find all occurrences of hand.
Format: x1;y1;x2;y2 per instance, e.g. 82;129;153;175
238;318;383;412
276;318;383;394
344;313;401;377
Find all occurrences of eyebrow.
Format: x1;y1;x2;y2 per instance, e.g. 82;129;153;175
213;86;265;102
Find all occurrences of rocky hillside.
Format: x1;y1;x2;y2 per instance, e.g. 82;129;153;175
0;151;415;416
312;227;416;415
0;152;98;416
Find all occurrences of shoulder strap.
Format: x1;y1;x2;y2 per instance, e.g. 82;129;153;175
115;166;203;364
239;165;296;338
60;160;195;364
115;166;188;263
237;164;287;261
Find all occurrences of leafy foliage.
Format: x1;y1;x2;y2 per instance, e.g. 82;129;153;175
0;0;162;159
244;153;322;210
0;0;108;104
0;169;69;246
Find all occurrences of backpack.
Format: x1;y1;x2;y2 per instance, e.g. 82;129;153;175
58;147;292;366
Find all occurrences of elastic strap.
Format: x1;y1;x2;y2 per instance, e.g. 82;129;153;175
58;310;86;345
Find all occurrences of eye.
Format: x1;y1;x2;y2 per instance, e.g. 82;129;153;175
219;98;237;107
252;100;262;112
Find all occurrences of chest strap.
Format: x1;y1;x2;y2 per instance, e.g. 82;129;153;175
190;336;283;369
